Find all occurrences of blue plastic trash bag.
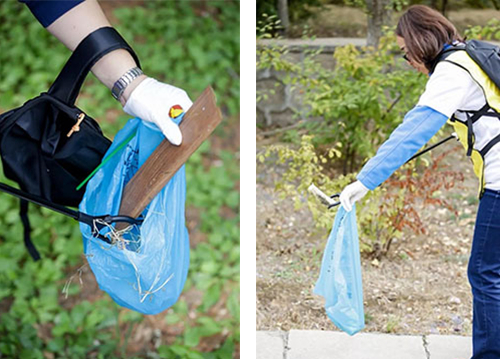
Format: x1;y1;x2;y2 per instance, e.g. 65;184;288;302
79;115;189;315
314;204;365;335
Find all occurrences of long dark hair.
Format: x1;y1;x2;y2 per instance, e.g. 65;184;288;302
396;5;464;70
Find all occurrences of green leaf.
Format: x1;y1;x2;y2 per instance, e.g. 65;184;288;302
184;327;201;347
174;300;189;315
201;282;221;311
52;312;71;337
227;291;240;320
196;317;221;337
47;337;65;353
165;313;181;325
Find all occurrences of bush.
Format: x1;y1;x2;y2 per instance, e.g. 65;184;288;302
257;28;427;173
464;18;500;40
261;135;464;258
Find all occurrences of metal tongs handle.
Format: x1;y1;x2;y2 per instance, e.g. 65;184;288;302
308;184;340;209
328;194;341;209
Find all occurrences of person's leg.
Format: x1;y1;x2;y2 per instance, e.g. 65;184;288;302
468;189;500;359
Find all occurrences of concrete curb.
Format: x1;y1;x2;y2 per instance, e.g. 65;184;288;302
257;330;472;359
257;37;366;53
257;37;500;53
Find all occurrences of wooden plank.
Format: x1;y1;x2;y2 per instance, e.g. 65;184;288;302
117;86;222;223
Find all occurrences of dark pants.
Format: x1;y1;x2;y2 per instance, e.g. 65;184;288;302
469;189;500;359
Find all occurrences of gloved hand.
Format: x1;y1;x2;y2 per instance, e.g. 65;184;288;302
123;77;193;146
339;180;369;212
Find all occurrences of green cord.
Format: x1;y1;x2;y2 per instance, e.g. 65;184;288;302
76;130;137;191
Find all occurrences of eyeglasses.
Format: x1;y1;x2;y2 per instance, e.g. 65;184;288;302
401;47;410;62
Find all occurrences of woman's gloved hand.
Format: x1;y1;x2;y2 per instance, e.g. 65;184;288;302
123;77;193;146
339;180;369;212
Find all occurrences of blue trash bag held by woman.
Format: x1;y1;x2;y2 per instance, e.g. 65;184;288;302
79;115;189;315
314;204;365;335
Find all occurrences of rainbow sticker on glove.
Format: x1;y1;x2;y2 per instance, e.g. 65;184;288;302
169;105;184;119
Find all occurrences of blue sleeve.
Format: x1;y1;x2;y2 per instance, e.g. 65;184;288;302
357;105;449;190
19;0;85;28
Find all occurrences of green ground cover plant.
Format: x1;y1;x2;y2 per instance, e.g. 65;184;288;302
0;2;239;358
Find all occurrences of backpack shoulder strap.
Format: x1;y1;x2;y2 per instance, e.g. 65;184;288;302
19;199;40;261
48;26;141;105
428;44;465;74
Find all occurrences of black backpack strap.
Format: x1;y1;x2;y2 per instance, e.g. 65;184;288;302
450;104;490;157
466;112;474;157
454;103;493;157
19;199;40;261
48;26;141;105
427;42;466;74
468;103;493;123
480;133;500;158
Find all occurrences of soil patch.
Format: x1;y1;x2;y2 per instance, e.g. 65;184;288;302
257;136;476;335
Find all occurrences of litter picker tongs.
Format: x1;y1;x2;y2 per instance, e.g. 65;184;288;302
308;133;459;209
308;184;341;209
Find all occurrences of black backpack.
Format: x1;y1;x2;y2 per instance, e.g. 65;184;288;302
464;40;500;90
0;27;140;259
430;39;500;90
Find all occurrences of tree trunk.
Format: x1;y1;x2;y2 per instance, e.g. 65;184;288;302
366;0;392;48
277;0;290;32
440;0;448;16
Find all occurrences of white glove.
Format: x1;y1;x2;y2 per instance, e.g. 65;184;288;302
339;180;369;212
123;77;193;146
